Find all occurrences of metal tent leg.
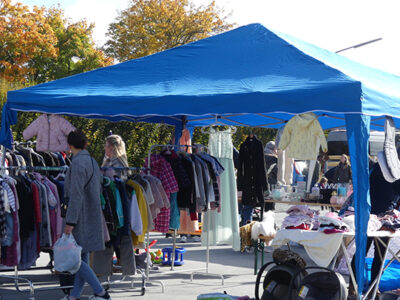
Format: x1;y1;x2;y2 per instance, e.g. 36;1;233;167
190;211;224;285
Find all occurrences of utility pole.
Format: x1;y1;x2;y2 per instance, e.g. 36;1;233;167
335;38;382;53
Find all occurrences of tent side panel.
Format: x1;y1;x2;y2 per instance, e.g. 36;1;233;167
345;114;371;298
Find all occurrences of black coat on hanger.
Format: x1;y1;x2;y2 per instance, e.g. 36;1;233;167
237;135;267;207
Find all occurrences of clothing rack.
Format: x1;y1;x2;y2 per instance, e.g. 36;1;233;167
145;144;224;290
0;165;69;172
0;163;147;298
100;166;150;171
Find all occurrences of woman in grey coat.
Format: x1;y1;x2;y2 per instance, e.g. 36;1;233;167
62;129;111;300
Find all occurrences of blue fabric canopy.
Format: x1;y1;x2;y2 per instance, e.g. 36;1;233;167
3;23;400;298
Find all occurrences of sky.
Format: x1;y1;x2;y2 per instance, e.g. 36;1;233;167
18;0;400;75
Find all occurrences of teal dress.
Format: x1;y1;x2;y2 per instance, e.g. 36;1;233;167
202;128;240;251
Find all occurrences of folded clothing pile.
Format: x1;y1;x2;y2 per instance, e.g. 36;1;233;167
319;212;349;234
378;209;400;233
281;205;318;230
342;206;355;217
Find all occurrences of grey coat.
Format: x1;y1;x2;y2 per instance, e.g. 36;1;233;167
64;150;104;252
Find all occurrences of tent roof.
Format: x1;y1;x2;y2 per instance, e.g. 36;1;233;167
3;23;400;137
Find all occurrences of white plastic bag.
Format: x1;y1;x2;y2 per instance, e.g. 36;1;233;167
53;234;82;274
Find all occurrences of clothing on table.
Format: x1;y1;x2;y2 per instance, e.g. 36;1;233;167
237;135;267;207
282;205;317;230
203;128;240;251
22;114;76;152
278;113;328;160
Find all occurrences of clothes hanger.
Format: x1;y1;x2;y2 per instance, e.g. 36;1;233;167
103;176;111;186
201;116;237;133
54;167;67;180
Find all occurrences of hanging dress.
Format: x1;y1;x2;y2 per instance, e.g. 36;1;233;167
202;128;240;251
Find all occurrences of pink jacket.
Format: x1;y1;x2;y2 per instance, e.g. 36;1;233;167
23;114;76;152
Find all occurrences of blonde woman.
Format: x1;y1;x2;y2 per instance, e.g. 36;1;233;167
97;134;135;275
102;134;130;179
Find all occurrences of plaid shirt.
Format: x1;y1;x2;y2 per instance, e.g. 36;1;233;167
145;154;179;233
145;154;178;198
153;207;170;233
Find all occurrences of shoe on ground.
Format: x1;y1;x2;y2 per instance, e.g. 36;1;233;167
89;291;112;300
179;236;187;243
59;297;79;300
191;236;201;242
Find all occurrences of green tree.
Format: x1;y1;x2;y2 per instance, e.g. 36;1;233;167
104;0;232;61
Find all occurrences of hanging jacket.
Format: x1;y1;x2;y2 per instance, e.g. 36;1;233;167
237;136;267;207
278;112;327;160
23;114;75;152
126;180;148;248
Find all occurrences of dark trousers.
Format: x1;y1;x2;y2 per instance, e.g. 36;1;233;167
350;236;390;287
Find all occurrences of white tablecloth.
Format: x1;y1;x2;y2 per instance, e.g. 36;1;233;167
272;229;345;267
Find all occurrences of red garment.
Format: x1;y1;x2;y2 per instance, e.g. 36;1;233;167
153;208;170;233
323;228;345;234
286;224;311;230
145;154;179;198
190;212;198;221
145;154;179;232
31;183;41;253
31;183;41;223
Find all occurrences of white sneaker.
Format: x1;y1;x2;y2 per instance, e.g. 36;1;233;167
179;235;187;243
191;235;201;242
88;292;112;300
59;296;70;300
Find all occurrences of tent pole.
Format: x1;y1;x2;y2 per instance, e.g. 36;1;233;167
345;114;371;300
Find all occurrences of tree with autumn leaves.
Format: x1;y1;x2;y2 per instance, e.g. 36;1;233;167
105;0;232;61
0;0;275;164
0;0;112;85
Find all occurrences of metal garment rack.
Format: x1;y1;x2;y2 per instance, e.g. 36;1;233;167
0;163;147;299
145;144;224;290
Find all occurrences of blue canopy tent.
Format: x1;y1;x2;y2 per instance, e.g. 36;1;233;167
2;23;400;297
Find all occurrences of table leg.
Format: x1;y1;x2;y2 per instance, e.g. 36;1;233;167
261;241;265;267
340;240;358;297
254;241;258;275
370;237;390;300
